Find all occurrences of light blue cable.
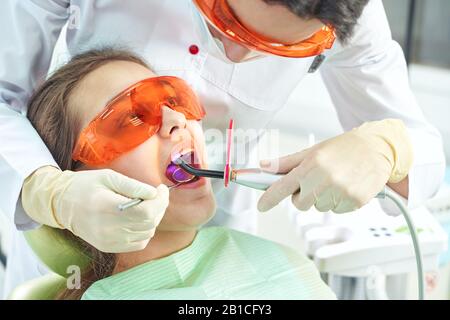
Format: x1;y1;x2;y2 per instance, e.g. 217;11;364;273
376;189;424;300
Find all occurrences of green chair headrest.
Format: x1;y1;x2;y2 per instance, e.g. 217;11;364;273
24;226;91;278
8;273;67;300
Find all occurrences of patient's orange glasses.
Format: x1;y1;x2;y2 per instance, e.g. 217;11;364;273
72;76;205;166
193;0;336;58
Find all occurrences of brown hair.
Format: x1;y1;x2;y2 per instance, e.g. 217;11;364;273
27;48;150;299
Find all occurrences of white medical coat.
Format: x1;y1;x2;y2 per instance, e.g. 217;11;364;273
0;0;445;298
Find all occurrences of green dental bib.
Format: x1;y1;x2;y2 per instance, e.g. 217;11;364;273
82;227;336;300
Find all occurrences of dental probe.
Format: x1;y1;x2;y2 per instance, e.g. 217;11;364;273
117;183;180;211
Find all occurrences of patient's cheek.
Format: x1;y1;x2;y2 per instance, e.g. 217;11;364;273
107;139;162;186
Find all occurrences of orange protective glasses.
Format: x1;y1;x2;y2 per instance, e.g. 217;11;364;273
72;76;206;166
193;0;336;58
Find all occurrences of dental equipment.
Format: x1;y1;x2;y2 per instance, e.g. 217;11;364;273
118;183;182;211
118;151;202;212
173;157;283;190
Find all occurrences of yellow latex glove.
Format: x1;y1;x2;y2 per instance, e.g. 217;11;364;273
22;166;169;253
258;119;413;213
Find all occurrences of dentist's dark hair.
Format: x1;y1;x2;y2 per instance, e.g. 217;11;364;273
27;47;150;300
263;0;370;43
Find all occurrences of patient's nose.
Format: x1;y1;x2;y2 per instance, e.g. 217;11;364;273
159;106;187;138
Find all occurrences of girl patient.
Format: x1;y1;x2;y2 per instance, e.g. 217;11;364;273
26;48;335;300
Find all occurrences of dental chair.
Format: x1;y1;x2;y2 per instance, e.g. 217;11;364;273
8;226;90;300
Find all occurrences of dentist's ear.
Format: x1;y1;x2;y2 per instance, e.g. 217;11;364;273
159;106;187;138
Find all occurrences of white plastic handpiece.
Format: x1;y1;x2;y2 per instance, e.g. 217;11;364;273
230;168;284;191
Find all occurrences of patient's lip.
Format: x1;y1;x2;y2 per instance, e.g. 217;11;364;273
169;146;202;169
176;175;206;189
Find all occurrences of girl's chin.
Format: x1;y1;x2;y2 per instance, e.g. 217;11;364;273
170;181;213;201
160;198;216;229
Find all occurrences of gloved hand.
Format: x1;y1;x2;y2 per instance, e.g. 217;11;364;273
258;119;413;213
21;166;169;253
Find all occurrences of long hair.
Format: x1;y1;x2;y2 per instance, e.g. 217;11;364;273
27;48;150;300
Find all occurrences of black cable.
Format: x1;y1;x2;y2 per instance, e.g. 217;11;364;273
0;246;6;267
404;0;417;66
176;159;224;179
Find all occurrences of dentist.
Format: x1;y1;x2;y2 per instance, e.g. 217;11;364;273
0;0;445;297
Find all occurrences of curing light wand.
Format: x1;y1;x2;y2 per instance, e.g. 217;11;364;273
172;157;283;191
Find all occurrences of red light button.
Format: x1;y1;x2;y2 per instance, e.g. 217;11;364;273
189;45;199;55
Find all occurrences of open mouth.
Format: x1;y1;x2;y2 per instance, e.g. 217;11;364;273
166;151;201;185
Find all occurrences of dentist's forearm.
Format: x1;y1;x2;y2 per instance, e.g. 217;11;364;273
0;104;59;227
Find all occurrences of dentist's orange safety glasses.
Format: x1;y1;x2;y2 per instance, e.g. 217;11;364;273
72;76;205;166
193;0;336;58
